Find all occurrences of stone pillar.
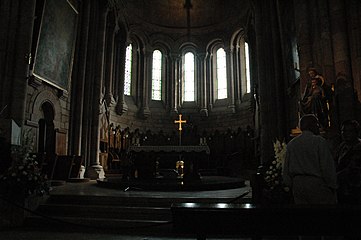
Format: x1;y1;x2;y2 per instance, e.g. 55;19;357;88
197;52;208;117
169;53;179;115
317;0;334;83
206;53;214;110
88;1;107;179
10;0;36;127
330;0;354;122
225;46;236;113
104;14;116;106
330;0;352;78
139;48;151;118
177;55;183;108
234;43;242;107
348;0;361;99
81;2;98;172
293;0;313;90
68;1;90;156
254;0;283;165
115;40;128;115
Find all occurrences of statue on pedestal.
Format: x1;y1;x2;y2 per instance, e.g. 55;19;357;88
300;68;331;128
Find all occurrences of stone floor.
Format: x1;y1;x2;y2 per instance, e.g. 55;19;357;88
0;179;330;240
0;230;301;240
0;179;256;239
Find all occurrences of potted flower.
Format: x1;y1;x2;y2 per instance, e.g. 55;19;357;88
0;130;50;226
262;139;291;204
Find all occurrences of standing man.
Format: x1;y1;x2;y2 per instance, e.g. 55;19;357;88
282;114;337;204
334;120;361;204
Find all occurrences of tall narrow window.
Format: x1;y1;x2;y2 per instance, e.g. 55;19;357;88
151;50;162;100
124;44;132;95
184;52;195;101
245;42;251;93
216;48;227;99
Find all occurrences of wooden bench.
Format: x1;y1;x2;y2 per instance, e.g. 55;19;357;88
171;202;361;240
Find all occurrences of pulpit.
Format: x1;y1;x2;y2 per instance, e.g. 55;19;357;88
127;145;210;180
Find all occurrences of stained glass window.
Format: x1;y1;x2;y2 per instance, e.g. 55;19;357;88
151;50;162;100
184;52;195;101
245;42;251;93
124;44;132;95
216;48;227;99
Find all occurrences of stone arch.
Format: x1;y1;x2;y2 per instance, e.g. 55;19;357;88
30;89;62;130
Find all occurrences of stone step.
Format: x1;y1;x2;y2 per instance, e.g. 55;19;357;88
24;182;251;235
45;194;242;207
24;215;173;234
35;203;172;221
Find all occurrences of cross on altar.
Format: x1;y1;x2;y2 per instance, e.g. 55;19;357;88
174;114;187;131
174;114;187;145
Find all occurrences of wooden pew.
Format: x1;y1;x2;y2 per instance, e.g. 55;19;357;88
171;202;361;240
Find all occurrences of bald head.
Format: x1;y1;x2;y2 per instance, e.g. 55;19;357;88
300;114;320;135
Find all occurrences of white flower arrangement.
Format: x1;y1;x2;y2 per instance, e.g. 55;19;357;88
0;130;49;198
264;139;287;189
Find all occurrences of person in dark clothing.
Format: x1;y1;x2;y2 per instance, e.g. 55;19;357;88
334;120;361;204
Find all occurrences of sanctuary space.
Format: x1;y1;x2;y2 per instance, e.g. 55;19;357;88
1;0;361;239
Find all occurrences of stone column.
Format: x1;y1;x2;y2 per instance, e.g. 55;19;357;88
347;0;361;99
139;48;151;118
88;1;107;179
234;43;242;107
206;53;214;110
329;0;354;122
197;52;208;117
104;14;116;106
115;40;128;115
68;1;90;156
317;0;334;82
225;46;236;113
330;0;352;78
169;53;179;115
293;0;313;90
10;0;36;127
81;1;98;172
170;53;180;115
254;0;282;165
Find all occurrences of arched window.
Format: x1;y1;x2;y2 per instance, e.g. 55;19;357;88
151;50;162;100
236;37;251;98
183;52;195;102
245;42;251;93
216;48;227;99
124;44;132;95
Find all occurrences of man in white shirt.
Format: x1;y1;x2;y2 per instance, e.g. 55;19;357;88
282;114;337;204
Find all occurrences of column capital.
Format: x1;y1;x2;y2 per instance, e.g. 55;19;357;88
196;52;208;61
170;52;181;61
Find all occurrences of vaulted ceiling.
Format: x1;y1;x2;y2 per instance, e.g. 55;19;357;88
116;0;252;37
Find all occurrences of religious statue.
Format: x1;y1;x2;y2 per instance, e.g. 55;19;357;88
300;68;330;128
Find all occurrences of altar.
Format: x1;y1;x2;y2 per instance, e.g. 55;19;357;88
127;145;210;180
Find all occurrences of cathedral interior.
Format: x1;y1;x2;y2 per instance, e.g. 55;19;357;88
1;0;361;238
1;0;361;179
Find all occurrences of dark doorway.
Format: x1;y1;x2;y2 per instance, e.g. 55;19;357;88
38;102;56;155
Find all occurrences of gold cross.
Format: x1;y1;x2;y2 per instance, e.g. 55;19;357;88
174;114;187;131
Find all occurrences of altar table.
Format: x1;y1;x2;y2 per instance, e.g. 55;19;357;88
127;145;210;179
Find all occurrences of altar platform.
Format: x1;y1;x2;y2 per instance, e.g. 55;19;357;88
97;175;246;191
100;144;245;191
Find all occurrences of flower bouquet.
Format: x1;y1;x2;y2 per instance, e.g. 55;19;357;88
262;139;291;204
0;130;50;200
